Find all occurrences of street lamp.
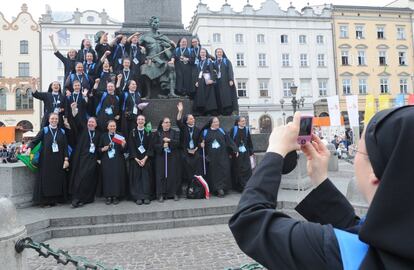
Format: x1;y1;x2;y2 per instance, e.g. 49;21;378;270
279;98;286;125
290;84;305;113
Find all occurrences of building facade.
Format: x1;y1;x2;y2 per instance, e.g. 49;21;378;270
332;5;414;120
39;6;121;89
189;0;336;133
0;4;40;140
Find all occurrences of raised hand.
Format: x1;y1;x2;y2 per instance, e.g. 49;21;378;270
177;101;183;112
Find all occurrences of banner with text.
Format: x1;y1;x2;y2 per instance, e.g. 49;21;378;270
346;95;360;127
327;95;341;127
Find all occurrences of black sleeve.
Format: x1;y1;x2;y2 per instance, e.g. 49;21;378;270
295;180;360;229
169;130;180;150
227;60;234;81
28;130;44;149
32;91;48;101
229;153;343;270
54;51;69;66
128;130;138;159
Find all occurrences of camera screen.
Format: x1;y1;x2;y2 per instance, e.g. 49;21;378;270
299;117;312;136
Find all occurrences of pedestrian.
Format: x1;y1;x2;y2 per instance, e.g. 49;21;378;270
229;108;414;269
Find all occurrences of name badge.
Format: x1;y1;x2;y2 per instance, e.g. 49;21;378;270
133;58;139;65
239;145;247;153
217;72;222;79
164;147;171;154
133;106;138;115
198;71;203;79
52;142;59;153
189;140;195;149
54;108;60;114
138;145;146;154
118;58;122;65
108;148;115;159
105;107;113;115
195;59;199;65
56;100;61;104
89;143;96;154
212;140;221;149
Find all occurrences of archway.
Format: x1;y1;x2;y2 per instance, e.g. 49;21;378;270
259;114;272;134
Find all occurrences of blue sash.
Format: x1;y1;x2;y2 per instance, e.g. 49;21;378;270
334;229;369;270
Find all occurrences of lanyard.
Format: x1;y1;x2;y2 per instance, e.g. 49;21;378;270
130;92;136;105
49;127;58;143
120;45;126;57
217;59;222;74
123;70;130;81
138;129;144;145
199;59;206;71
194;47;200;57
73;92;80;103
88;130;95;143
132;45;138;58
76;74;83;84
180;47;186;55
108;133;114;147
188;126;194;140
52;94;60;107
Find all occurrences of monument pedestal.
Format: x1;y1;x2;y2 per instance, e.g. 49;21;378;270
281;153;312;191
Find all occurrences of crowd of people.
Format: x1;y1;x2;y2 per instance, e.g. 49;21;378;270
0;142;28;163
25;30;251;208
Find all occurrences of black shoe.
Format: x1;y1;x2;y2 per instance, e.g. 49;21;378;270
217;189;225;198
77;202;84;207
113;197;119;205
105;197;112;205
144;199;150;205
136;200;143;205
71;200;79;208
173;195;179;201
158;196;164;203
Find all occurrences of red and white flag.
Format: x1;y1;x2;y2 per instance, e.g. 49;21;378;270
194;175;210;199
112;134;125;145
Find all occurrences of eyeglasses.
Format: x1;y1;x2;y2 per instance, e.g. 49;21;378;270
348;145;368;157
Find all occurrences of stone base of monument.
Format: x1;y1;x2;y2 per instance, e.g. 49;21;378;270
0;163;34;208
0;198;27;270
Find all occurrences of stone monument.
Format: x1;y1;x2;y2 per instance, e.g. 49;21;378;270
119;0;191;42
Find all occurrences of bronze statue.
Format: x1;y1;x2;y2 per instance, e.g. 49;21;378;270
139;16;178;99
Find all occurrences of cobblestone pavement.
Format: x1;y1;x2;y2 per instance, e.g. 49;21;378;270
27;226;259;270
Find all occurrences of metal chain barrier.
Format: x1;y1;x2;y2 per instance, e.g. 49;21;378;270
15;237;123;270
226;262;264;270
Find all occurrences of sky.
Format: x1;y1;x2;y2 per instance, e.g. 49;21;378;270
1;0;395;27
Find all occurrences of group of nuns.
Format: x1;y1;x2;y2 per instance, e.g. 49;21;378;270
28;33;249;208
49;32;238;117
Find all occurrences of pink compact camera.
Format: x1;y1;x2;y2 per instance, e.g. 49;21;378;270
297;116;313;145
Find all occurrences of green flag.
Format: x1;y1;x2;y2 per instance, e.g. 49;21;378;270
17;142;42;173
144;122;152;133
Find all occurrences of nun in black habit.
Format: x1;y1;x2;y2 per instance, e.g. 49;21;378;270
229;116;253;192
28;113;69;206
120;80;143;140
152;117;181;202
98;120;127;205
173;37;193;96
214;48;238;116
229;109;414;270
193;48;218;116
201;117;238;197
69;116;100;208
128;115;154;205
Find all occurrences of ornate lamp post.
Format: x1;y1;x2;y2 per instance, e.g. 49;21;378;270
290;84;305;113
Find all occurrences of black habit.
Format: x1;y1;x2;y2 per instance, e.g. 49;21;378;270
193;59;217;116
214;58;238;115
230;127;253;191
173;47;193;96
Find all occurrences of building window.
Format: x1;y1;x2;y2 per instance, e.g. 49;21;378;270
20;40;29;54
15;88;33;110
317;54;325;67
340;25;349;38
341;51;349;65
359;79;367;94
342;79;351;95
259;115;272;134
282;53;290;67
316;35;324;44
257;34;265;44
0;62;2;77
281;34;288;44
400;78;408;94
258;53;267;67
300;54;308;67
318;79;328;96
213;33;221;43
300;79;311;97
377;26;385;39
282;80;294;97
357;51;366;66
399;52;407;65
236;53;245;67
0;88;6;110
237;81;247;97
259;80;269;97
379;51;387;66
355;25;365;39
380;78;389;94
57;28;70;46
299;35;307;44
397;27;406;40
235;33;244;43
18;62;30;77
